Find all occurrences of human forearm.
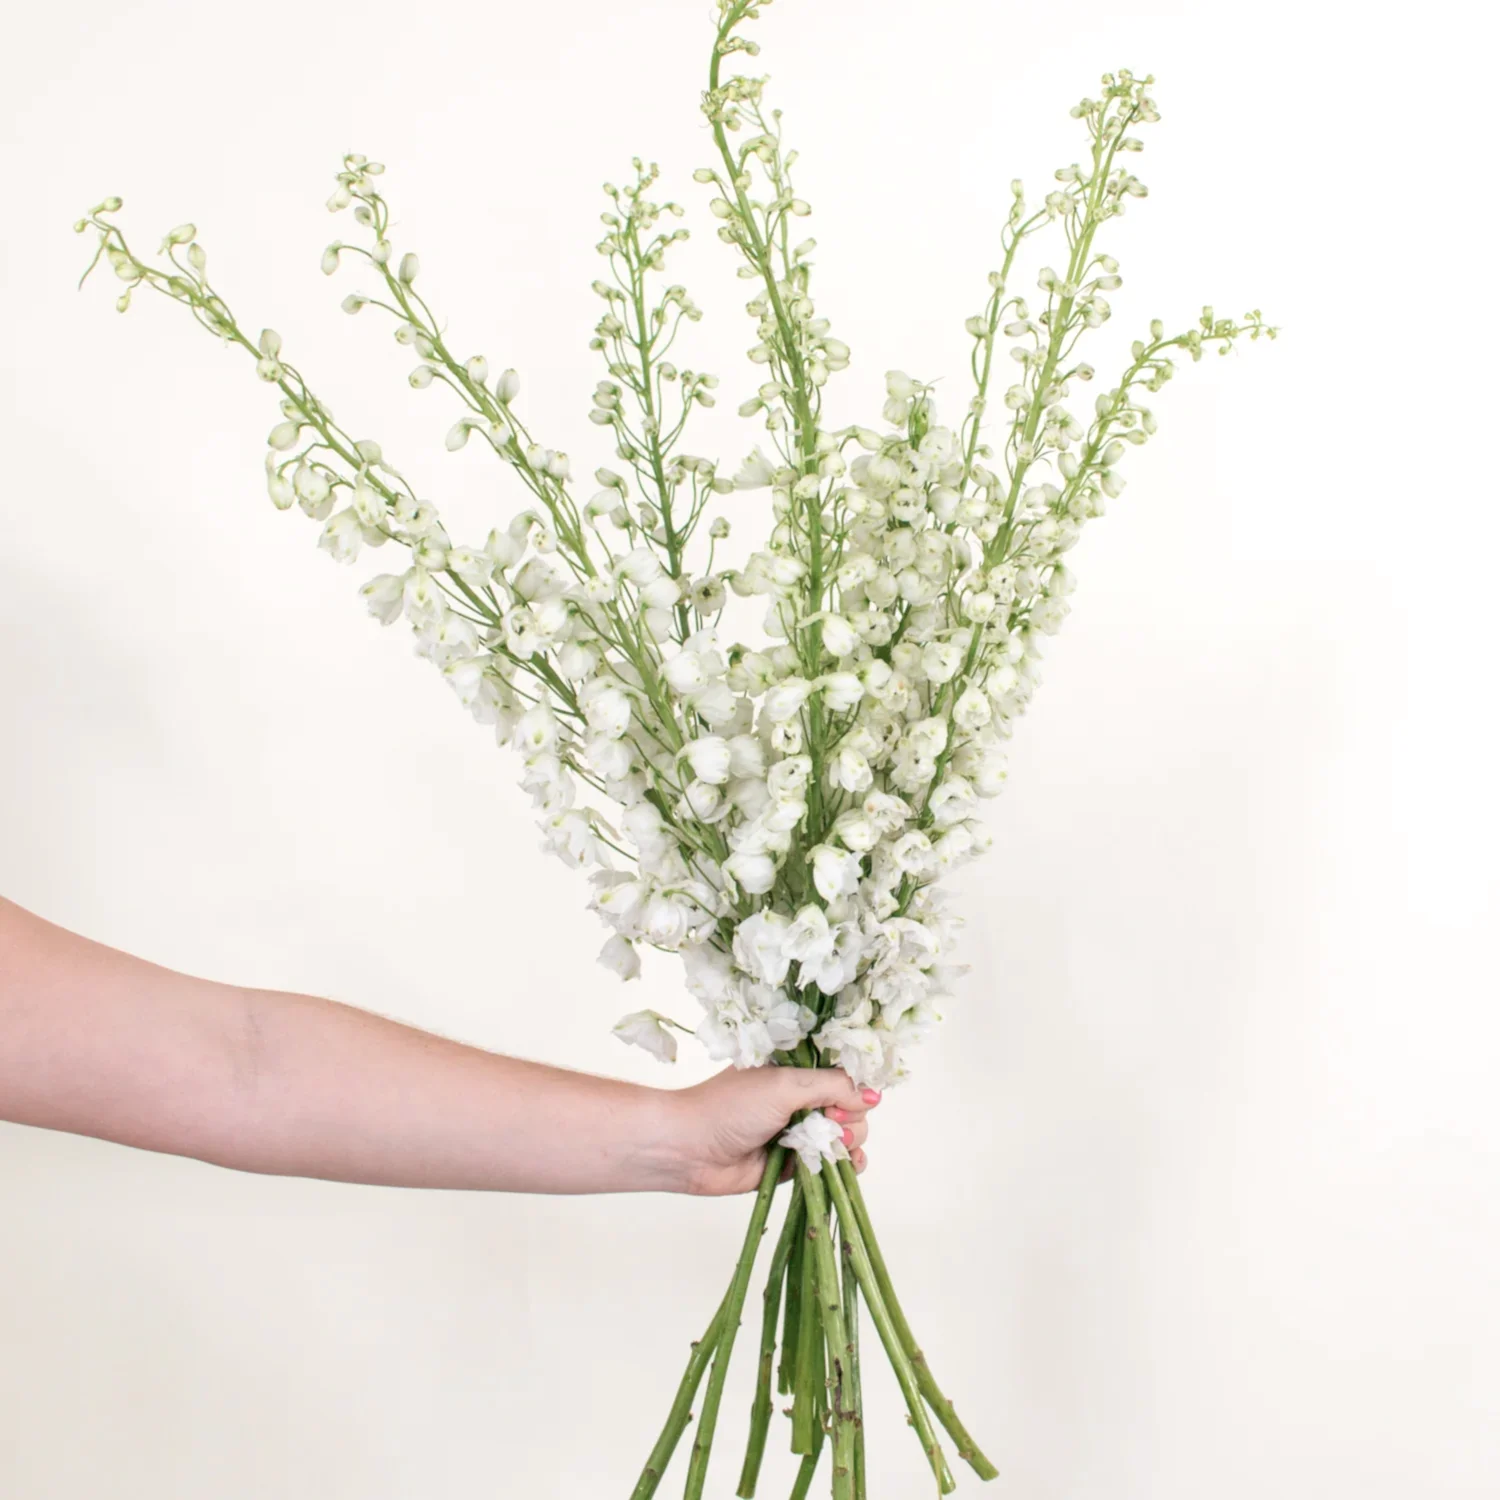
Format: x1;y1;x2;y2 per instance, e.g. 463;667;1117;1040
0;897;691;1192
223;986;692;1193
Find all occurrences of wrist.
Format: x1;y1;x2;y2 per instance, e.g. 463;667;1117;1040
630;1083;702;1195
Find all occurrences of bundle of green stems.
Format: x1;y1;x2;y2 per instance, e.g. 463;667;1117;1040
632;1045;995;1500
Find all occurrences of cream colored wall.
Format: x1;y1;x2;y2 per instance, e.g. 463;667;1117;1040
2;0;1494;1495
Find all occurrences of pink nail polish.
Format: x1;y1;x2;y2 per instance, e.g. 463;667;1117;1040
861;1088;882;1105
825;1106;846;1123
841;1127;855;1147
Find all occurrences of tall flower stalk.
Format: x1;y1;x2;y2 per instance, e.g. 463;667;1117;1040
76;0;1274;1491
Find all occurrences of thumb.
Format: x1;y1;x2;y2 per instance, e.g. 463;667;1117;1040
778;1066;877;1117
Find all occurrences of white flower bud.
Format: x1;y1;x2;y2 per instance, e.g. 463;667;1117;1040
266;470;296;511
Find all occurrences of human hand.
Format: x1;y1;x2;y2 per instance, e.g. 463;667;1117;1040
667;1065;880;1197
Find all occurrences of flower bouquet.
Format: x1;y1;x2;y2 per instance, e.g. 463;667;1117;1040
76;0;1273;1492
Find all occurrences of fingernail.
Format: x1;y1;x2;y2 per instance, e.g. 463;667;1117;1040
825;1106;847;1123
861;1089;882;1105
841;1127;855;1147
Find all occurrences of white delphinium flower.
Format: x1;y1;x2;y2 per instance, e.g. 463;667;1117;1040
814;1004;888;1089
642;887;716;950
681;734;733;785
817;671;863;713
784;905;864;995
732;909;793;986
778;1108;849;1172
763;676;813;723
724;847;777;896
734;446;777;489
612;1009;677;1063
829;745;874;794
810;844;864;902
360;572;406;624
598;932;642;981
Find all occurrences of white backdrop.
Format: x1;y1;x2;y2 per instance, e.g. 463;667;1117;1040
2;0;1495;1496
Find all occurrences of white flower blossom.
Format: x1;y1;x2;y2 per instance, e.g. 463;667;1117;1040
612;1008;676;1063
681;734;733;785
732;909;793;986
734;447;777;489
818;672;864;713
810;844;864;901
779;1109;849;1172
725;848;777;895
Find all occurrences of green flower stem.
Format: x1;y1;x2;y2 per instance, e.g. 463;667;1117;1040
837;1161;998;1482
778;1203;806;1399
737;1181;805;1498
789;1212;822;1456
788;1430;825;1500
684;1147;787;1500
795;1161;857;1500
840;1233;867;1500
824;1163;956;1496
629;1293;729;1500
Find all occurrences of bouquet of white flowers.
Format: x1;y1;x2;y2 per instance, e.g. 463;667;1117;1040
77;0;1273;1493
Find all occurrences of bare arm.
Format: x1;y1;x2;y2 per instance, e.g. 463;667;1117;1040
0;897;876;1196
